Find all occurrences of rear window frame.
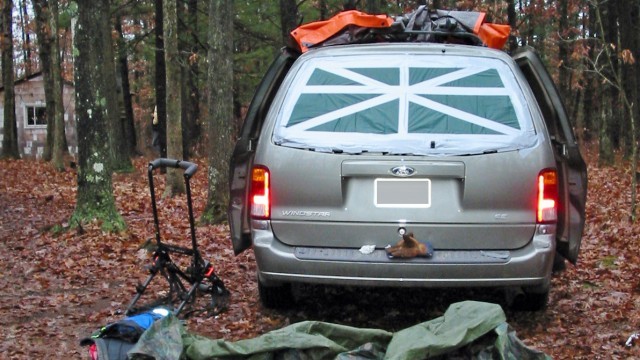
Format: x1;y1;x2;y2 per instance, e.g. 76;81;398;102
270;47;539;156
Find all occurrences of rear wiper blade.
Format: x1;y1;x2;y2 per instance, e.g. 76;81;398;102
330;148;367;155
458;149;499;156
386;152;418;156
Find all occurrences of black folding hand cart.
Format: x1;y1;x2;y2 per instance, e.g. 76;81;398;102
125;158;229;317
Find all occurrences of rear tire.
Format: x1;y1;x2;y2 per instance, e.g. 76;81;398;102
511;286;549;311
552;252;567;273
258;277;293;309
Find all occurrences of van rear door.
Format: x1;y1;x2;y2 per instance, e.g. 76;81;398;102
228;49;296;255
266;48;544;251
513;47;588;264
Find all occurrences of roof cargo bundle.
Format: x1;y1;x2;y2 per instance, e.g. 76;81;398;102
290;5;511;53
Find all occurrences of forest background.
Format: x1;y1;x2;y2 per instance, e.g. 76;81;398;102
2;0;640;222
0;0;639;359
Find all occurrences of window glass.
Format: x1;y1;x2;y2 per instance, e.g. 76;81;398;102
408;102;501;135
409;68;461;85
310;99;399;134
412;95;520;131
289;93;380;127
307;69;362;86
440;68;505;88
273;53;536;155
348;68;400;86
26;106;47;127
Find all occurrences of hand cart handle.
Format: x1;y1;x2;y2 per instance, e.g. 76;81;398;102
146;157;203;276
149;158;198;179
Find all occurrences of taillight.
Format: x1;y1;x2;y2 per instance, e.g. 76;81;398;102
250;166;270;219
537;169;558;223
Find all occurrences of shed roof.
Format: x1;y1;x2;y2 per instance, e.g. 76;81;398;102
0;71;74;93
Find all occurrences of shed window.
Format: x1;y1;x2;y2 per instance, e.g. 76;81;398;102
26;106;47;127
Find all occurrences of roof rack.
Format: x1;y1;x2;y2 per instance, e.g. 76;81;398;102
289;6;510;53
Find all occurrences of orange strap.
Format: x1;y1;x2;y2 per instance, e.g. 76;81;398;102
468;11;511;49
477;23;511;50
290;10;394;53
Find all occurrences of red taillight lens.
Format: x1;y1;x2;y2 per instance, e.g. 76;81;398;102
537;169;558;223
250;166;270;219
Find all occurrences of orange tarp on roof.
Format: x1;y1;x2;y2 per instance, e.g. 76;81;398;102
290;10;394;53
289;9;511;52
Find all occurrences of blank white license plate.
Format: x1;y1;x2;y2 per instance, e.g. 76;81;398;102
374;179;431;208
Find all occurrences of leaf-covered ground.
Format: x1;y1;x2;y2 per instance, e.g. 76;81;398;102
0;145;639;359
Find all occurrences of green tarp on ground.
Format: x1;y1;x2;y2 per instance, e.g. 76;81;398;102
129;301;551;360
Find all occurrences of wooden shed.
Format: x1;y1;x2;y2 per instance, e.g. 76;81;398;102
0;72;77;159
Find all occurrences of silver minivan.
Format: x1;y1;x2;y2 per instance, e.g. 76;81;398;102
228;42;587;311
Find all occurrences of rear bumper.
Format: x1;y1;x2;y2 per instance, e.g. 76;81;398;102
252;222;556;288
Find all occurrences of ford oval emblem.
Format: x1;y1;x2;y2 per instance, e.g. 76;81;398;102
390;165;415;177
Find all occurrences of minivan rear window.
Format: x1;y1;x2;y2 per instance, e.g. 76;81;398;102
272;53;536;155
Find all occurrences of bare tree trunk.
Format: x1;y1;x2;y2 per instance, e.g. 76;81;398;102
115;16;138;156
34;0;66;168
582;1;597;142
558;0;571;117
163;0;185;196
280;0;298;47
178;0;198;159
71;0;125;232
155;0;167;158
1;0;20;159
182;0;201;159
319;0;328;20
506;0;517;52
366;0;381;13
19;0;32;75
33;0;55;161
599;95;614;165
608;0;622;150
617;0;639;220
96;3;132;173
617;0;639;150
50;0;66;171
526;0;536;48
201;0;234;224
344;0;356;10
599;0;618;161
